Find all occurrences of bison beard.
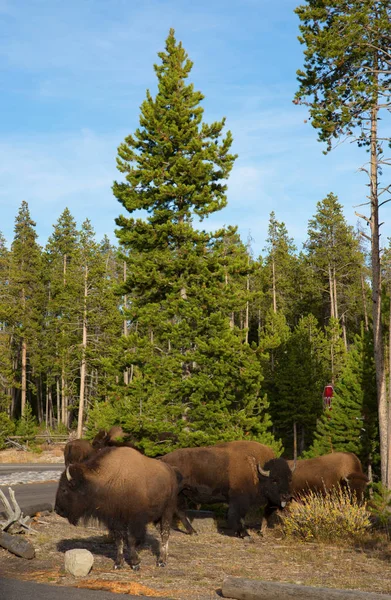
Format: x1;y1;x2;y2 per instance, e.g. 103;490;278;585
55;446;179;570
162;441;293;538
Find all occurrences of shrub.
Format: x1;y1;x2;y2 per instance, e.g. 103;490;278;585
282;486;371;543
367;482;391;536
0;412;15;449
85;401;121;440
15;403;38;446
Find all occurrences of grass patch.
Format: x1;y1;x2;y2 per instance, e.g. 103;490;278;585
282;486;371;543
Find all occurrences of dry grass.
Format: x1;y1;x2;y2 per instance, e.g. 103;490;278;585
282;488;372;542
0;447;65;463
1;512;391;599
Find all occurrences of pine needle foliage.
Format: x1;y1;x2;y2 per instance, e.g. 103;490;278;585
307;330;378;469
112;30;276;454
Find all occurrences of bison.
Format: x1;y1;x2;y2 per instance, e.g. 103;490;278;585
64;438;95;467
287;452;368;503
91;426;140;451
161;440;293;537
55;446;179;570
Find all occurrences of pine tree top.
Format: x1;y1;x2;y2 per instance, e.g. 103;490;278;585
113;28;237;242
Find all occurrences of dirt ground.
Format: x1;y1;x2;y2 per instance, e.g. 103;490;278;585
2;446;391;598
1;512;391;599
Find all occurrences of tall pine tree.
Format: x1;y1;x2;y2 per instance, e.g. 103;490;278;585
111;30;276;454
9;202;45;418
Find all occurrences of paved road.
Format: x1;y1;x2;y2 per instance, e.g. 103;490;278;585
0;464;64;517
0;481;59;516
0;463;64;475
0;578;166;600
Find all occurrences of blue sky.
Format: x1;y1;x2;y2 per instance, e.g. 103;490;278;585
0;0;387;257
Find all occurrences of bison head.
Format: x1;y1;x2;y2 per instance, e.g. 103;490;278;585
257;457;293;509
91;429;109;449
54;464;91;526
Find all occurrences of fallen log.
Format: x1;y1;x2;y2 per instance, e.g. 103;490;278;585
222;576;391;600
0;530;35;559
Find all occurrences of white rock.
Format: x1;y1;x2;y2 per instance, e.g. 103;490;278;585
64;548;94;577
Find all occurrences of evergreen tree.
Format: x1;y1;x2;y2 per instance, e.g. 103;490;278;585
0;233;13;411
273;314;329;456
45;208;81;427
294;0;391;485
309;331;378;472
305;193;364;342
9;202;45;418
263;212;298;324
85;235;123;407
111;30;276;454
213;227;255;339
75;220;123;436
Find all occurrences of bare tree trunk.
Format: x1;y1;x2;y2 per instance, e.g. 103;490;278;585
369;101;388;487
333;268;339;321
123;261;130;385
61;366;66;426
361;270;369;332
56;378;60;428
341;312;348;351
387;296;391;488
77;266;88;439
328;264;335;319
272;255;277;314
11;346;17;418
45;384;49;428
48;387;53;429
21;339;27;418
244;273;249;344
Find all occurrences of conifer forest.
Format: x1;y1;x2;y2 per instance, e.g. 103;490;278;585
1;9;391;487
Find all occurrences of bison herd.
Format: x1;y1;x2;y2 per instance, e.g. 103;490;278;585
55;427;369;570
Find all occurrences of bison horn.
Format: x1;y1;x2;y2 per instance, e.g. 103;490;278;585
66;466;72;481
257;464;270;478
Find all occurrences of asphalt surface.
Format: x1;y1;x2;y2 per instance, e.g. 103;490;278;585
0;464;64;475
0;464;64;517
0;481;59;517
0;578;167;600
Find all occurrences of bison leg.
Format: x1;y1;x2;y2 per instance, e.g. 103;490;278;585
127;530;141;571
259;505;280;535
175;494;197;534
157;515;171;567
112;530;126;570
227;498;250;538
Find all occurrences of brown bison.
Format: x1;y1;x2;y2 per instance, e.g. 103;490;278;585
287;452;368;502
64;427;142;467
55;446;179;570
64;438;95;467
91;426;140;451
161;440;293;537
